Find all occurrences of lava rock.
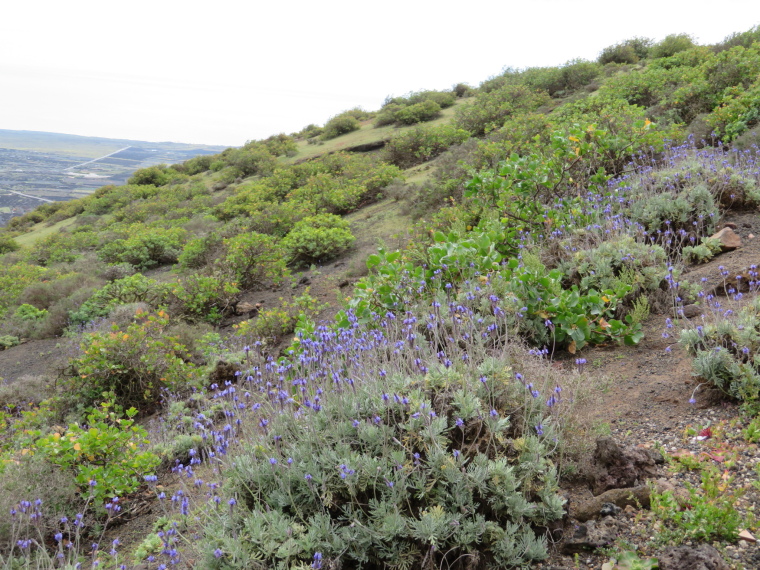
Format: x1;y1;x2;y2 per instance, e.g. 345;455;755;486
560;518;623;554
588;437;661;495
600;502;622;517
658;544;729;570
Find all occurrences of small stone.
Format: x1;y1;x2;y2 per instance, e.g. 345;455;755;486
749;233;755;239
739;529;757;543
677;304;702;319
600;502;622;517
710;227;742;251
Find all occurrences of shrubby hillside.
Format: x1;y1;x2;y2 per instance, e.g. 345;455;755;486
2;27;760;569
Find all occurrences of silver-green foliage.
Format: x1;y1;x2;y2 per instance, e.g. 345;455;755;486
210;365;563;569
680;295;760;404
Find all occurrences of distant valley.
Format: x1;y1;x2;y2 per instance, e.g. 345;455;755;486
0;129;226;226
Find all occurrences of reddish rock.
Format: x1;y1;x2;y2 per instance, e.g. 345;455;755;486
710;227;742;251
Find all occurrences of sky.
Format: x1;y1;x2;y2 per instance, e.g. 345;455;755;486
1;1;758;147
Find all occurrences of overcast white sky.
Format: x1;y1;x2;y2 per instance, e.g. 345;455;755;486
0;1;758;147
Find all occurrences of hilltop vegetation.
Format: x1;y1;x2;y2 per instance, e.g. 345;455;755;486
2;27;760;569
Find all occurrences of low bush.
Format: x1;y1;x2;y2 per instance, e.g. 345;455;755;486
679;291;760;409
221;231;288;289
98;226;187;270
598;37;653;64
0;235;19;255
60;310;203;413
650;33;696;59
283;214;355;265
168;273;240;324
394;100;442;125
384;124;470;168
321;111;364;140
33;402;160;509
454;84;550;136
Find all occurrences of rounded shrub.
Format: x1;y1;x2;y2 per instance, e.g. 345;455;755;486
394;100;442;125
321;113;362;140
283;213;355;265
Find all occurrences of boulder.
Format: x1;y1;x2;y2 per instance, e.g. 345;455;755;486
658;544;729;570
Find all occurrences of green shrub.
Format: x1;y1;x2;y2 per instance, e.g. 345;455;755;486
233;291;326;342
0;235;19;255
650;33;696;59
168;273;240;324
394;100;442;125
598;37;653;64
178;233;224;269
222;147;276;177
385;125;470;168
61;310;203;412
222;232;288;289
128;165;171;186
283;214;355;265
98;226;187;270
184;154;215;175
0;335;20;350
33;402;160;509
0;263;51;318
454;84;550;136
682;237;723;264
562;236;668;299
321;111;364;140
679;294;760;407
650;467;746;542
13;304;47;321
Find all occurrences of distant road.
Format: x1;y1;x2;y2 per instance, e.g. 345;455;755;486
65;146;131;171
1;189;54;203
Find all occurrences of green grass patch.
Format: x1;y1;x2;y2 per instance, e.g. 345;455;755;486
13;217;77;247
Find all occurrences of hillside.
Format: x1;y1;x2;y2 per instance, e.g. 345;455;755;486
2;28;760;569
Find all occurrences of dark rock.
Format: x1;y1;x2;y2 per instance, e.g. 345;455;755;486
208;360;241;385
298;276;311;286
600;502;622;517
560;518;623;554
658;544;729;570
572;485;654;521
723;222;738;229
589;437;660;495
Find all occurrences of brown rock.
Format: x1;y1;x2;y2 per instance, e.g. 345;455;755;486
658;544;729;570
676;304;702;319
722;222;738;229
572;485;653;522
560;518;624;554
588;437;662;496
236;301;258;315
710;227;742;251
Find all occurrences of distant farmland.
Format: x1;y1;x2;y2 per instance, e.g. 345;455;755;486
0;129;226;226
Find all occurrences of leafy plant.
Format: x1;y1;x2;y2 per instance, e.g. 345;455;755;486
283;214;355;265
650;467;746;542
33;402;159;508
61;310;203;412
